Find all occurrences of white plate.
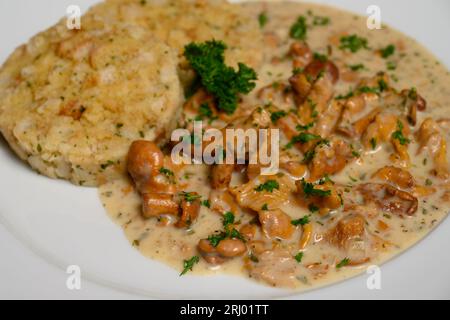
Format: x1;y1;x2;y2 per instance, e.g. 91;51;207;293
1;0;449;299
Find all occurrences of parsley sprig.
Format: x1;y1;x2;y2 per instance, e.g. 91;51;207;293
180;256;200;276
184;40;257;115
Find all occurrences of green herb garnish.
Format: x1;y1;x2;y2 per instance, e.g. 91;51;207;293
392;120;410;145
286;132;321;149
380;44;395;58
370;138;377;150
223;212;235;227
201;200;211;208
291;215;311;226
159;167;174;177
387;61;397;70
336;90;354;100
336;258;350;269
339;35;369;53
184;40;257;115
208;233;227;247
313;52;328;62
296;122;316;131
313;16;330;26
270;111;287;123
290;16;308;40
348;63;365;71
294;252;304;263
301;179;332;198
255;180;280;193
258;12;268;28
308;204;320;213
101;160;115;170
180;256;200;276
180;192;202;203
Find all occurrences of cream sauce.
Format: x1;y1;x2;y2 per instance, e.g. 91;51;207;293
99;1;450;290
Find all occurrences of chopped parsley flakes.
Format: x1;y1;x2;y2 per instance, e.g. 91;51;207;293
286;132;321;149
339;35;369;53
348;63;366;71
223;212;235;227
291;215;311;226
180;192;202;203
270;111;287;123
336;257;350;269
392;120;410;145
313;16;330;26
180;256;200;276
294;252;304;263
258;12;268;28
290;16;308;40
380;44;396;58
255;180;280;193
159;167;174;177
301;179;331;198
207;212;245;247
370;138;378;150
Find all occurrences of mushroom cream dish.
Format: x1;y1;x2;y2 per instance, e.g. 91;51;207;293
1;0;449;290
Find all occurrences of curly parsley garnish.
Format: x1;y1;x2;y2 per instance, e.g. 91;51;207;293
184;40;257;115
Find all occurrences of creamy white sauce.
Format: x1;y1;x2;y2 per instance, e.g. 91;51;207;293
99;1;450;291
